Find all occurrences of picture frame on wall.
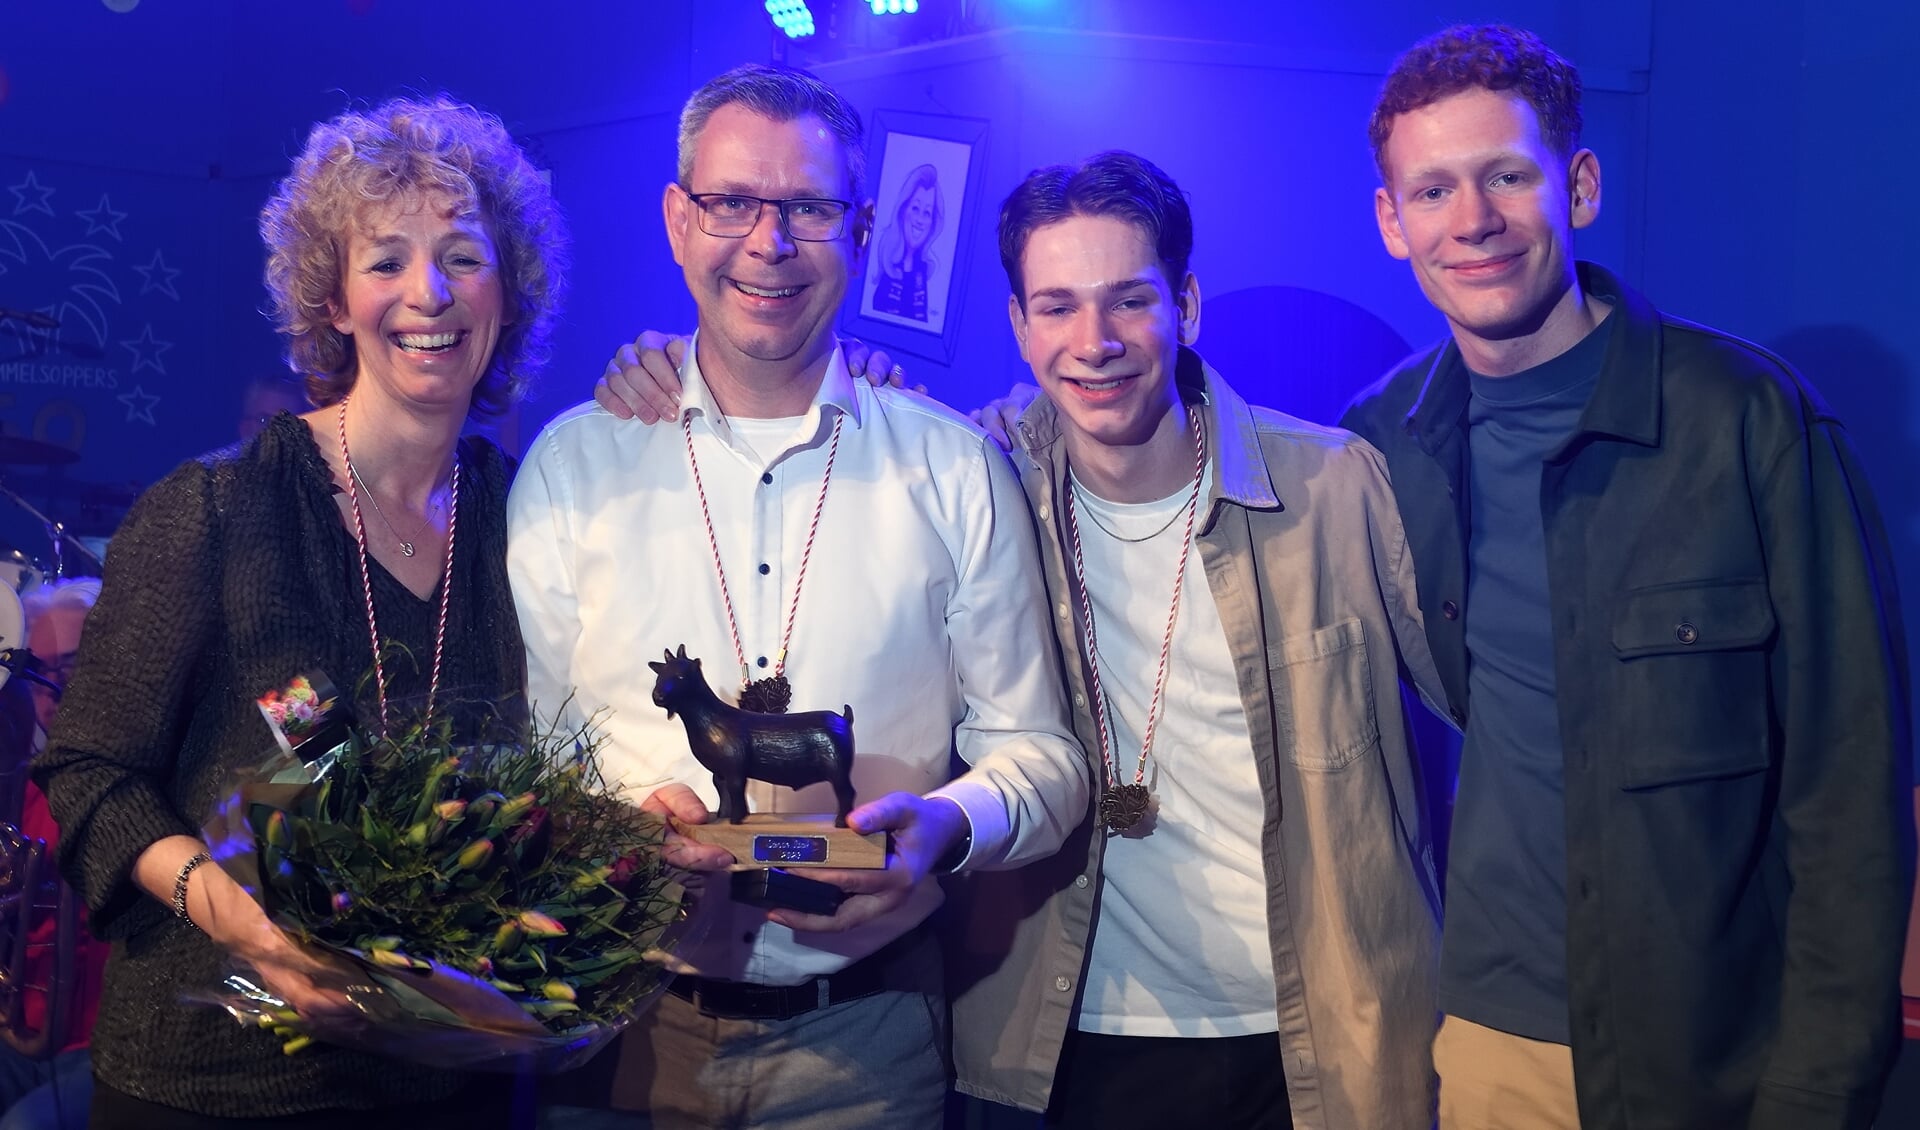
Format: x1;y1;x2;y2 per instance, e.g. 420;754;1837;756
844;111;988;365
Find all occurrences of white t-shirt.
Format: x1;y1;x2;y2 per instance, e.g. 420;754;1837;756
1070;469;1278;1037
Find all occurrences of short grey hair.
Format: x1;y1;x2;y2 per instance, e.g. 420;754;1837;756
23;578;101;625
677;64;867;200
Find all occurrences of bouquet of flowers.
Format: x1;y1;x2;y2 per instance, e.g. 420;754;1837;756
194;671;687;1072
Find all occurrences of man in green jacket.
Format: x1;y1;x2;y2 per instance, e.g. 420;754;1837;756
1342;23;1912;1129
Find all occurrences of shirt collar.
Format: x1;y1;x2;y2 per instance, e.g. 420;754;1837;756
1401;260;1658;452
1016;346;1279;530
677;332;865;443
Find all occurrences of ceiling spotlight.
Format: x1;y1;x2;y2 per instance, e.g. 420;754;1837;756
766;0;816;38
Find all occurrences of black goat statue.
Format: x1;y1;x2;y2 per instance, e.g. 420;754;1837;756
648;645;858;827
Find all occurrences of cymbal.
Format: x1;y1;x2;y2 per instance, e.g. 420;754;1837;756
0;474;140;507
0;435;79;466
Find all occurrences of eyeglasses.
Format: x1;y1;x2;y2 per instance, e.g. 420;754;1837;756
682;191;854;242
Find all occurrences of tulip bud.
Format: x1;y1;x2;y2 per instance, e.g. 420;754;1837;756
540;980;577;1002
434;799;468;821
493;792;538;830
450;839;495;874
466;793;503;827
492;921;525;956
265;810;292;851
517;909;568;938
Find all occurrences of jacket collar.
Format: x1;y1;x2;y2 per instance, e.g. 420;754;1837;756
1400;261;1662;452
1015;346;1280;533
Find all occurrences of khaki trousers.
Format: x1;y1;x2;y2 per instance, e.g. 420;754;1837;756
1434;1014;1582;1130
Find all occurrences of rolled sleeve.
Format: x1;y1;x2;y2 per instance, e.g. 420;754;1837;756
941;434;1089;870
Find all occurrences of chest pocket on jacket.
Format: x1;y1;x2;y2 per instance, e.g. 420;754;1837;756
1272;618;1380;771
1611;578;1776;788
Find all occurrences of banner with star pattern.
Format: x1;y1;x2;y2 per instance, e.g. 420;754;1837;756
0;156;261;568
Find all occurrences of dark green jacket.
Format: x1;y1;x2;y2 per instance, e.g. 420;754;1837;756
1341;262;1913;1130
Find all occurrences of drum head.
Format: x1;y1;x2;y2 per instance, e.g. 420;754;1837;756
0;548;41;596
0;584;22;692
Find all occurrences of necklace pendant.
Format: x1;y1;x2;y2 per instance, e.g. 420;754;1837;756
738;675;792;714
399;541;416;558
1099;783;1152;833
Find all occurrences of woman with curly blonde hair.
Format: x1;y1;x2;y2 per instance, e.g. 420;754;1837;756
35;95;567;1128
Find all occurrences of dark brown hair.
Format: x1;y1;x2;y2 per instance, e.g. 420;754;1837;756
998;150;1193;310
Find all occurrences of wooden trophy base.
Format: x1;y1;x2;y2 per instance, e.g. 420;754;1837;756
686;813;888;870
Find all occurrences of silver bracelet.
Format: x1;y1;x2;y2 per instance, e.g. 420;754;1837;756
172;850;212;929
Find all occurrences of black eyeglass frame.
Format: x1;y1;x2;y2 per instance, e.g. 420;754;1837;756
680;189;857;242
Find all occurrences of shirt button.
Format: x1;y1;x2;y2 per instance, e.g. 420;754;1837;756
1074;874;1089;889
1073;693;1086;709
1441;600;1460;621
761;472;773;485
1053;975;1073;992
1037;503;1050;522
1676;622;1699;645
1057;602;1071;620
758;563;771;575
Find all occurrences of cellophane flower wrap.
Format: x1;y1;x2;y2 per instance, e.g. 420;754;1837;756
193;671;687;1073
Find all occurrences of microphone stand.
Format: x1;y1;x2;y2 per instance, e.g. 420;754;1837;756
0;478;101;577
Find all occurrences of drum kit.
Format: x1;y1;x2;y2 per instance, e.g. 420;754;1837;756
0;435;90;1061
0;431;135;693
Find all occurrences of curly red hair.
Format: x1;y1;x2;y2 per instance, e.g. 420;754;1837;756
1369;25;1584;182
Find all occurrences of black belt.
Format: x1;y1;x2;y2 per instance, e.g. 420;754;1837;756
667;922;931;1021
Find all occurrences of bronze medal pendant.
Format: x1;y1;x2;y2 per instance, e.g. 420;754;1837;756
737;675;793;715
1100;782;1152;834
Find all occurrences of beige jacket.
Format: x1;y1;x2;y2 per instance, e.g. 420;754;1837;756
948;354;1445;1129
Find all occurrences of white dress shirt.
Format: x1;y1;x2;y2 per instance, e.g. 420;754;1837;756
507;344;1086;985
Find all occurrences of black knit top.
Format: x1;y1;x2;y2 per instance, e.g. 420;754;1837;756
33;413;526;1118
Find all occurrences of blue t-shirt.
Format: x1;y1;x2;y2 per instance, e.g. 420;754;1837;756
1439;319;1609;1044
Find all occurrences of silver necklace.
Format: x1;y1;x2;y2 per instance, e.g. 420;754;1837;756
1069;482;1193;544
337;399;459;735
346;458;445;558
1063;405;1206;834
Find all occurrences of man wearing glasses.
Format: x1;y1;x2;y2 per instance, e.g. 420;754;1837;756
508;64;1085;1129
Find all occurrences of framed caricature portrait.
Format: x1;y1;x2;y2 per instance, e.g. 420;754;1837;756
845;111;988;364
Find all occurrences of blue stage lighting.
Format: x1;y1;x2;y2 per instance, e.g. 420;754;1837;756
766;0;816;38
868;0;919;14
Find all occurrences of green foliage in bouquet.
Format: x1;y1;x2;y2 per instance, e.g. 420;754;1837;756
246;713;681;1037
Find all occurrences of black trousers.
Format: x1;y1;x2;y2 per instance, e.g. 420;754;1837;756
1043;1030;1292;1130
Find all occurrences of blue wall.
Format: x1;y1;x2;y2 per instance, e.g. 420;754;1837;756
1;0;1914;757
